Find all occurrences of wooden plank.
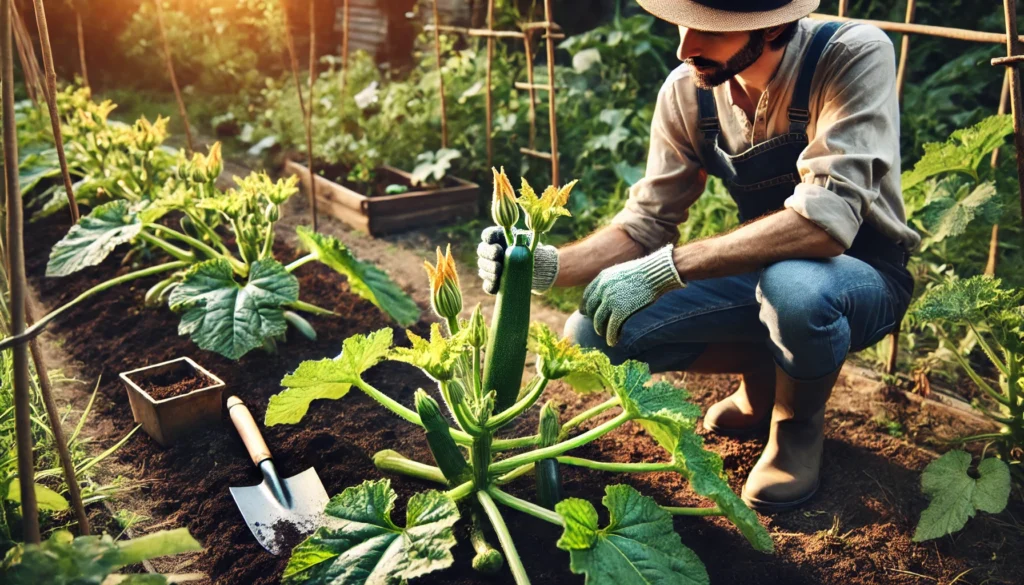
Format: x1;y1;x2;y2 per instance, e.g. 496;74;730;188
364;185;479;215
317;195;371;233
284;159;367;213
368;202;479;236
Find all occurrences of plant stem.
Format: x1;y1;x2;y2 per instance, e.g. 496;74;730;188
477;491;531;585
663;505;724;517
472;433;493;488
496;463;534;484
352;379;475;445
473;345;482;398
944;339;1010;406
489;377;549;430
490;412;631;474
372;449;447;484
285;253;318;273
286;299;336;316
560;397;620;438
503;227;515;248
185;210;232;256
492;435;539;451
136;232;194;263
555;457;675;474
0;261;190;352
446;481;474;501
149;224;246;275
488;487;562;525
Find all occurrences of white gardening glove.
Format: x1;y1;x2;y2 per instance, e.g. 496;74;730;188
477;226;559;295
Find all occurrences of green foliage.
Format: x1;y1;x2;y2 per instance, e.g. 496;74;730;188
913;451;1010;542
46;201;143;277
0;528;201;585
281;479;459;584
556;485;709;585
410;148;461;187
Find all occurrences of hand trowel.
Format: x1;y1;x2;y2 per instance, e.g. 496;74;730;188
227;396;329;555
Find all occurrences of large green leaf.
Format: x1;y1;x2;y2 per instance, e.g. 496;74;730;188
913;451;1010;542
613;361;701;435
46;200;143;277
1;528;200;585
528;322;614;391
296;227;420;327
265;329;394;426
672;432;774;553
917;181;1000;245
6;479;69;512
902;115;1014;192
555;484;708;585
168;259;299;360
282;479;459;584
18;148;61;195
389;323;469;381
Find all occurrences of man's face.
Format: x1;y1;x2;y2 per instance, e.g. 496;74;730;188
677;27;767;89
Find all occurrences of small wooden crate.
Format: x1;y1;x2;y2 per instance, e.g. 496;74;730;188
284;160;480;236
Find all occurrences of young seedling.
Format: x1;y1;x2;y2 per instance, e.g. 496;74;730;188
266;169;773;584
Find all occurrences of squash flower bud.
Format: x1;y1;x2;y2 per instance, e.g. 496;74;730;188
491;166;519;230
424;244;463;321
466;304;487;349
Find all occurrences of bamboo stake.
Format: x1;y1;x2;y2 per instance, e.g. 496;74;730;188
305;0;317;231
75;7;88;88
485;0;494;169
810;13;1024;45
11;2;41;103
3;0;41;544
523;29;537;150
1000;0;1024;220
542;0;559;185
993;68;1011;168
431;0;448;148
278;0;307;120
895;0;916;103
985;224;999;276
339;0;349;98
31;0;80;224
26;307;89;534
838;0;848;17
154;0;194;155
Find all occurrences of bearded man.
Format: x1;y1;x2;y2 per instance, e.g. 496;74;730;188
477;0;920;512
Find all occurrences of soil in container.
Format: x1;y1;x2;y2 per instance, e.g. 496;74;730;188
313;161;459;197
136;366;216;400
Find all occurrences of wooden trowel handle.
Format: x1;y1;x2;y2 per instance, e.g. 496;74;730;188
227;396;272;466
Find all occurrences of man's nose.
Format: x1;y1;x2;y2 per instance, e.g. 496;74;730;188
677;27;702;61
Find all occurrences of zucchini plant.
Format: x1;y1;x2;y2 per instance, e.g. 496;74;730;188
265;169;773;585
0;142;419;360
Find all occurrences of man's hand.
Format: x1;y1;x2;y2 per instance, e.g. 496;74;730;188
581;245;685;346
477;227;559;295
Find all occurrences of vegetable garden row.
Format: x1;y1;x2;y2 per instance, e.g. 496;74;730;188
1;1;1023;584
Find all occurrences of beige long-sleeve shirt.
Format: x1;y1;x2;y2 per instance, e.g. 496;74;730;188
612;19;922;254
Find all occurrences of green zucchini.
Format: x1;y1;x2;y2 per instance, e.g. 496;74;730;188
470;503;504;574
415;390;470;484
283;311;317;341
481;232;534;412
536;401;564;509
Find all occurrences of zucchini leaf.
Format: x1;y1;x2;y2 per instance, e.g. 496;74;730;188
555;484;709;585
6;479;69;512
46;200;143;277
612;361;701;434
916;181;1000;246
389;323;470;381
265;329;394;426
296;227;420;327
913;450;1010;542
168;259;299;360
902;115;1013;192
282;479;459;585
528;323;614;392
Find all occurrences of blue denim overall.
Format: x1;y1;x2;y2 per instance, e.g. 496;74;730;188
566;21;914;380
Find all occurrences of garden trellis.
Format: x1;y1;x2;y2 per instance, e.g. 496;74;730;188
424;0;565;185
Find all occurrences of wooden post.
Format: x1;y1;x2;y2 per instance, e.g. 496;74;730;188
542;0;559;185
154;0;194;155
838;0;848;17
31;0;80;224
75;6;88;88
985;224;999;276
340;0;349;97
485;0;494;169
431;0;448;148
278;0;307;120
1001;0;1024;220
523;29;537;150
11;2;41;103
305;0;318;231
895;0;916;102
2;0;41;544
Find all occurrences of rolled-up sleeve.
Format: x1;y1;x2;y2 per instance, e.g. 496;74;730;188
611;78;706;253
787;38;900;249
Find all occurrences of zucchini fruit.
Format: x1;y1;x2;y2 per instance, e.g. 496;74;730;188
415;390;470;484
481;232;534;412
536;401;564;509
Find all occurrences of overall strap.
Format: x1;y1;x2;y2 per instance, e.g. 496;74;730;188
697;87;720;144
789;21;843;133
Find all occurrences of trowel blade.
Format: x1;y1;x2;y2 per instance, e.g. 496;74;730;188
229;467;329;555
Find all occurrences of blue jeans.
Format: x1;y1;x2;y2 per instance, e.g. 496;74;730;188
564;256;899;380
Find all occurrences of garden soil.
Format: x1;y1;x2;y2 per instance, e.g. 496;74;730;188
24;211;1024;585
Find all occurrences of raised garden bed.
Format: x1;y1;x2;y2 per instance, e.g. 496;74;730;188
284;159;479;236
22;212;1024;585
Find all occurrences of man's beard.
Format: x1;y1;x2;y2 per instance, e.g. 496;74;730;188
685;31;766;89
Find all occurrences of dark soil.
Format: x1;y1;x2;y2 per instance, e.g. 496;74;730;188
314;161;458;198
24;214;1024;585
137;369;217;401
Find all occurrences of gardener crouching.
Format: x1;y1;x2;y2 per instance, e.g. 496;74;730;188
477;0;920;512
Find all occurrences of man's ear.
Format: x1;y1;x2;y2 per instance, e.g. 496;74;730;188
764;23;789;44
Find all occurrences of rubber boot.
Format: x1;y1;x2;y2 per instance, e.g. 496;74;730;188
741;364;841;513
703;373;775;437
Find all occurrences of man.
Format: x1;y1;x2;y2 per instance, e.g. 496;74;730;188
477;0;920;512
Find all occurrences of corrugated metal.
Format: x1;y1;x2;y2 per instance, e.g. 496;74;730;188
336;0;471;58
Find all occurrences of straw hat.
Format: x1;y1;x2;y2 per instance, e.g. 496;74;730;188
637;0;820;32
